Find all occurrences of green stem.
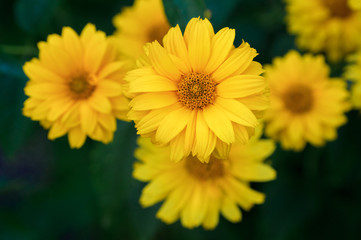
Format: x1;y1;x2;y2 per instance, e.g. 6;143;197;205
0;44;37;56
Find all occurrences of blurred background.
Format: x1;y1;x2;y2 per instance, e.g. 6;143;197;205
1;0;361;239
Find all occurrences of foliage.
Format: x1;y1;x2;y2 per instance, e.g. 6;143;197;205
1;0;361;239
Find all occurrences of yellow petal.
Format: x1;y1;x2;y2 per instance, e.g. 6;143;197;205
214;139;230;159
169;54;191;74
184;111;197;154
140;169;183;207
111;96;129;111
187;20;211;72
80;23;96;42
233;123;249;144
155;107;191;143
217;75;266;98
215;97;258;127
98;61;126;79
130;92;178;111
87;92;112;113
68;126;87;148
202;131;217;163
156;177;192;224
136;104;182;135
203;104;235;144
194;111;210;159
47;97;74;122
205;27;235;74
169;133;188;162
61;102;81;128
228;177;265;207
62;26;83;68
24;83;68;98
128;75;177;93
38;42;75;77
202;187;220;230
220;197;242;223
287;119;304;146
97;80;122;97
80;102;97;134
48;120;68;139
30;101;51;120
90;124;109;143
242;61;264;75
212;42;258;83
184;18;214;44
233;164;276;182
180;183;208;229
84;41;107;74
239;94;269;110
184;18;199;44
23;60;64;83
98;113;116;131
163;25;191;69
148;41;181;80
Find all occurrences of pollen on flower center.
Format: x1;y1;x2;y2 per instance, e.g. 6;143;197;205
177;72;217;110
322;0;352;18
282;84;314;114
69;75;95;99
185;155;225;180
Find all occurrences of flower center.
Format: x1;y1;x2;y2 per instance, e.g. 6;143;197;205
322;0;352;18
185;155;225;180
69;75;95;99
177;72;217;110
282;84;314;114
147;25;169;44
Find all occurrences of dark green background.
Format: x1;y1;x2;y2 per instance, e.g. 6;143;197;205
1;0;361;239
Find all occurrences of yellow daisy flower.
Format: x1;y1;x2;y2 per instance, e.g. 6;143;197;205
126;17;268;162
285;0;361;62
133;130;276;230
344;51;361;109
264;50;350;151
112;0;170;60
23;24;130;148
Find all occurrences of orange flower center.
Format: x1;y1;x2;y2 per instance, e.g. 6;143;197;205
322;0;352;18
185;155;225;180
147;24;169;44
177;72;217;110
69;75;95;99
282;84;314;114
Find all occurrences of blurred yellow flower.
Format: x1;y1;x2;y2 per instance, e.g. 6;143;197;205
285;0;361;62
126;17;268;162
133;131;276;230
264;51;350;151
350;0;361;10
344;51;361;109
112;0;170;60
23;24;130;148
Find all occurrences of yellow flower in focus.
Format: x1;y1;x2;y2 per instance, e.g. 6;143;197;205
133;131;276;230
112;0;170;60
127;17;268;162
23;24;131;148
264;51;350;151
344;51;361;109
285;0;361;62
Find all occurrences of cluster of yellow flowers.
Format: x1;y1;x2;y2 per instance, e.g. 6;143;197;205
21;0;360;230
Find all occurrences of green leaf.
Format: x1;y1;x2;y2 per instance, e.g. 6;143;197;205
162;0;207;30
89;121;162;238
14;0;62;34
204;0;239;28
0;59;34;157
